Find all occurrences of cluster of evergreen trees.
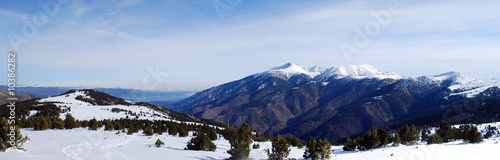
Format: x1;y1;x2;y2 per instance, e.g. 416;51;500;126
303;137;332;160
425;121;482;144
11;111;223;139
185;124;218;151
483;125;498;139
343;124;420;151
343;121;484;152
19;114;104;131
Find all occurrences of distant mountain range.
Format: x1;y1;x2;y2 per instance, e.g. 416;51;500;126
0;89;37;105
175;63;500;141
0;86;193;103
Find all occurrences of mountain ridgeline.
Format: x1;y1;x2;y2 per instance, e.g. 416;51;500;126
60;89;203;123
176;63;500;141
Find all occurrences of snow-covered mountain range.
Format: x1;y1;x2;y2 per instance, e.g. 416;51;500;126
178;63;500;111
178;63;500;141
262;63;500;98
265;63;407;80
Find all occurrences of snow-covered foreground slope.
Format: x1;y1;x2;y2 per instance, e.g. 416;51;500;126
3;122;500;160
5;89;499;159
1;128;306;160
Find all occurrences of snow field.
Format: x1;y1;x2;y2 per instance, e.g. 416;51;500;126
3;126;499;160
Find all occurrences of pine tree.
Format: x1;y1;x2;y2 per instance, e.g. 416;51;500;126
52;116;64;129
46;116;52;129
436;121;454;142
0;117;29;151
144;125;154;136
186;128;217;151
208;127;218;140
155;138;164;148
178;126;188;137
37;115;49;130
75;120;82;128
398;124;409;144
64;113;76;129
266;134;290;160
127;127;135;135
253;132;269;142
409;125;420;144
168;125;178;136
318;139;332;160
153;123;162;135
104;121;114;131
227;123;253;160
290;137;304;148
303;137;319;160
26;118;35;128
427;134;443;144
378;128;391;147
343;136;357;151
358;127;380;150
392;133;402;146
88;118;99;130
222;125;237;142
398;124;419;145
461;125;482;143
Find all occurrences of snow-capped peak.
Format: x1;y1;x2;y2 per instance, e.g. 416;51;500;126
265;63;325;79
316;64;407;80
423;72;500;98
428;71;475;83
263;63;407;81
260;63;500;99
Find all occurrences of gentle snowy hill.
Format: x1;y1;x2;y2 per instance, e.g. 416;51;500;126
24;89;203;124
36;90;170;121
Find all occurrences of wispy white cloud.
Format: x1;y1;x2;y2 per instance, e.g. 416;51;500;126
0;8;30;19
74;7;87;18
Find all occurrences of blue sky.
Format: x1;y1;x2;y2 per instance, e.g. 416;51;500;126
1;0;500;91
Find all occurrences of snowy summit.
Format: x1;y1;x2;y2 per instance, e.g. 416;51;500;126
264;63;409;80
260;63;500;99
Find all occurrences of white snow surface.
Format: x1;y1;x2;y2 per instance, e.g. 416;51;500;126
425;72;500;98
264;63;406;80
3;122;500;160
317;64;407;80
266;63;326;79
